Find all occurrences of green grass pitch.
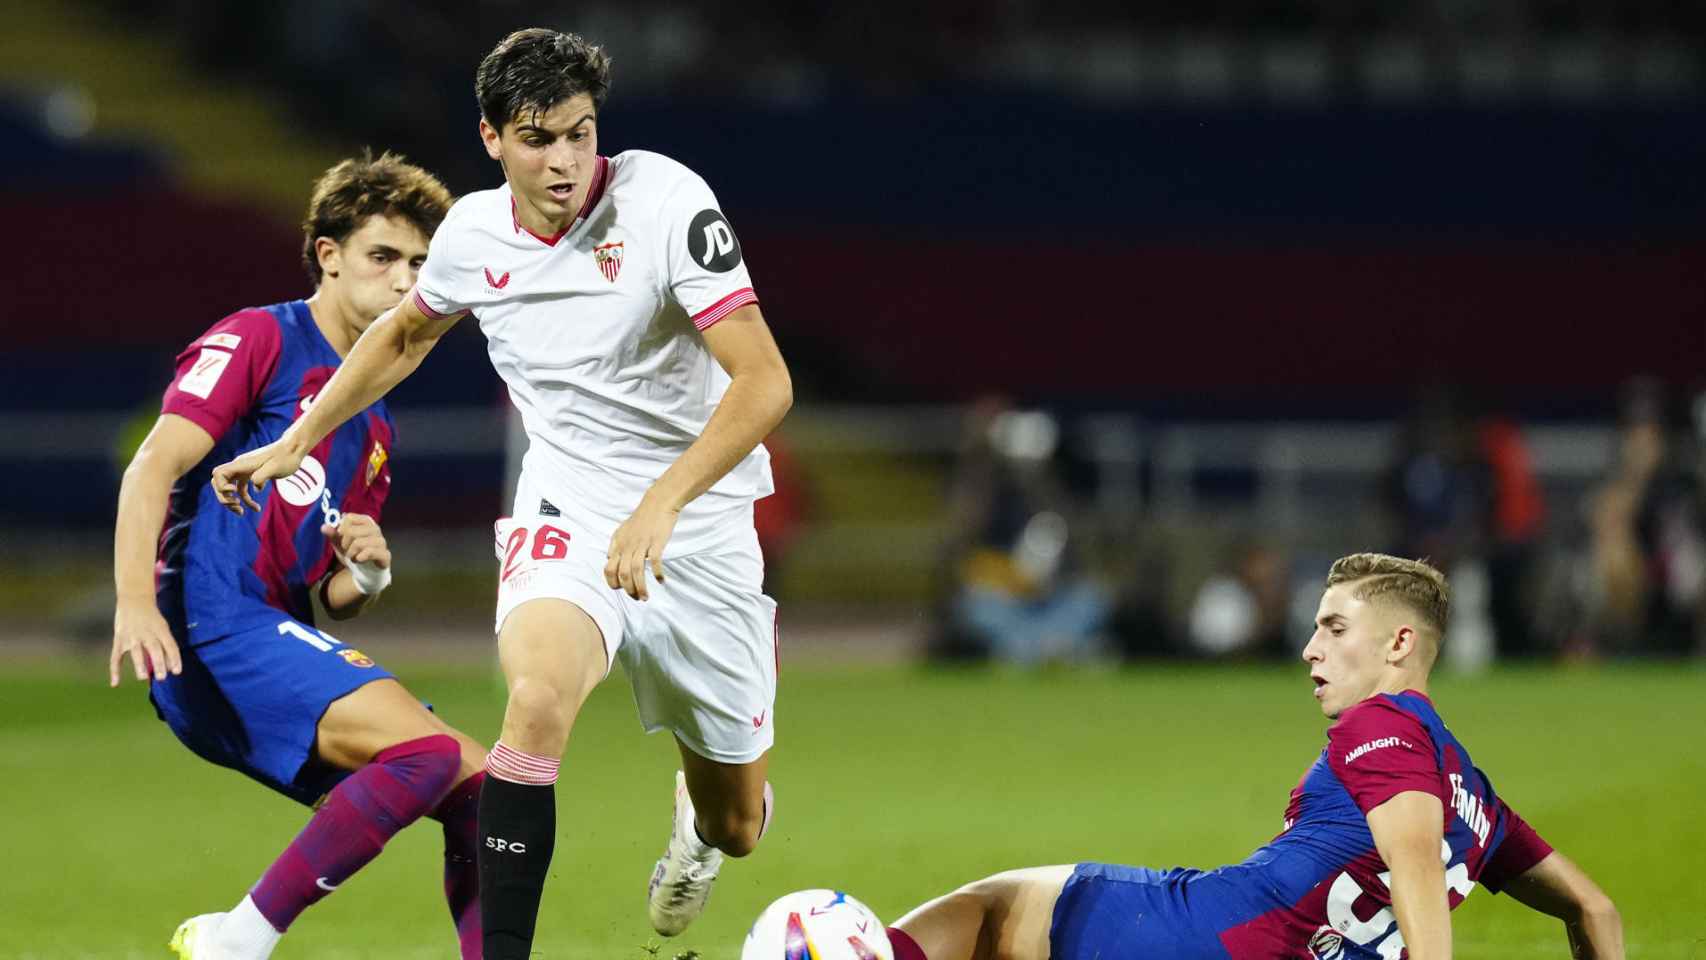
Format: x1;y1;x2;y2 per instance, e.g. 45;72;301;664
1;655;1702;958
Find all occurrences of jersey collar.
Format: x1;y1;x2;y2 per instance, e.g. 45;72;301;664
511;155;610;247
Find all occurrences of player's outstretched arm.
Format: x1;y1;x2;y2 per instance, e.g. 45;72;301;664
604;303;792;599
111;414;215;685
211;292;461;513
1367;790;1452;960
1499;852;1623;960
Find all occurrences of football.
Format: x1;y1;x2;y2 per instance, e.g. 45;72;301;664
740;889;895;960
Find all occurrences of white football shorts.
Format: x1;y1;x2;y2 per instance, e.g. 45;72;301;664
492;512;778;765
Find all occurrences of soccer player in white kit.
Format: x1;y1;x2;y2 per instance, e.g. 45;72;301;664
211;28;792;959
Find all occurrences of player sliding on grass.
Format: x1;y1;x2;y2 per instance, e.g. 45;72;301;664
111;152;488;960
211;28;793;959
882;553;1624;960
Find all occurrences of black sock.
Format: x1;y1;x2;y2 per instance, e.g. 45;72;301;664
479;775;557;960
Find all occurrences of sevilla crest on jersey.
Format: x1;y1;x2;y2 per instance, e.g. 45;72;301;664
593;240;624;282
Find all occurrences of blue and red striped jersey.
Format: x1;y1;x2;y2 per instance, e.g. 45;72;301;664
154;300;394;640
1209;691;1553;958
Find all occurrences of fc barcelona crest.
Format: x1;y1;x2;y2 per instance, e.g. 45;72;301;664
593;241;624;283
365;441;388;486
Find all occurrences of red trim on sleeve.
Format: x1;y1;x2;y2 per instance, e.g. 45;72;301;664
691;287;758;331
411;289;461;322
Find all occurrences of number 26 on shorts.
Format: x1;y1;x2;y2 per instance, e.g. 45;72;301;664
497;520;572;582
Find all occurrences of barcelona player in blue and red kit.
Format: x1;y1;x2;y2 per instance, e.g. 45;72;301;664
884;554;1624;960
110;153;487;960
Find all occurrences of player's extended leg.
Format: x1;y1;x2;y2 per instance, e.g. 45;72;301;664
886;866;1074;960
481;598;609;960
207;679;485;960
316;679;489;960
633;547;777;936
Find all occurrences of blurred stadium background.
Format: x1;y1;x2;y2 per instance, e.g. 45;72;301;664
2;1;1704;957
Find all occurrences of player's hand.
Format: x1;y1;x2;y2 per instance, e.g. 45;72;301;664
605;497;678;601
110;599;183;687
322;513;391;569
211;440;305;515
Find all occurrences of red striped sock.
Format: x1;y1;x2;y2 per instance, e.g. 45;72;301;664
487;741;560;785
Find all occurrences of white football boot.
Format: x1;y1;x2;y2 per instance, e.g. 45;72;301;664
646;770;725;936
168;913;225;959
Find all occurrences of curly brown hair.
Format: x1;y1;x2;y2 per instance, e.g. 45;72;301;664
1326;553;1450;642
301;150;454;287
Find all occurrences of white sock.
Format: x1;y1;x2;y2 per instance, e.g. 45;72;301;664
684;813;718;860
212;895;283;959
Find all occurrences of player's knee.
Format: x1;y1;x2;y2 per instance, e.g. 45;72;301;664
960;872;1024;924
921;881;1004;956
455;740;489;780
379;733;463;798
417;734;465;788
505;677;575;742
699;808;764;858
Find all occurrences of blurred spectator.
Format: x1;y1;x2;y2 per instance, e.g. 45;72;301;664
1184;537;1291;659
1380;388;1553;667
1383;387;1488;573
931;398;1110;665
1552;379;1706;657
1477;415;1547;657
1104;531;1174;660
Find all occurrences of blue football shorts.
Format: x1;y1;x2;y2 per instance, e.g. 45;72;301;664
149;612;397;806
1050;862;1234;960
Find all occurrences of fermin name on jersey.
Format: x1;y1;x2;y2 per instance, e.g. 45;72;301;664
1446;773;1492;847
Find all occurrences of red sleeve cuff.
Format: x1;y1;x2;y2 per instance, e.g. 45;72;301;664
412;289;462;322
691;287;758;331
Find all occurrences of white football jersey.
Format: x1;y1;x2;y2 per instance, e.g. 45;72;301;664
414;150;772;556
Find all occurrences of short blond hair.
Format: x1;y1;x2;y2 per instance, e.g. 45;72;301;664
1326;553;1449;641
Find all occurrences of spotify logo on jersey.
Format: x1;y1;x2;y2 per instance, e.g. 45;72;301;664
274;455;327;507
688;209;743;272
